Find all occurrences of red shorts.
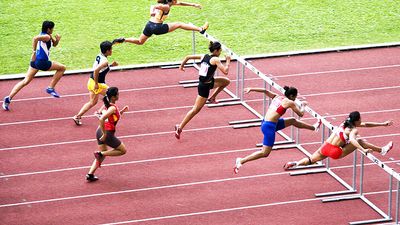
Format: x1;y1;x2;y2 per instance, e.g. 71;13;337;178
320;142;343;159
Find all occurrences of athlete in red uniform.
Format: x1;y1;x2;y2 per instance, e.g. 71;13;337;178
86;87;129;182
234;86;321;174
284;111;394;169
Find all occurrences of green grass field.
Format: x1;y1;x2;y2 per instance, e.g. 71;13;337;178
0;0;399;75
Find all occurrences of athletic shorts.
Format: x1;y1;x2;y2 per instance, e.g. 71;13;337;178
87;78;109;94
30;60;52;71
320;142;343;159
96;128;122;149
261;118;286;147
198;79;215;98
143;21;169;37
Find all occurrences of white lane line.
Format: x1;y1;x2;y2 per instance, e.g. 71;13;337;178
1;131;398;178
0;125;232;151
1;85;399;127
0;105;193;126
1;159;397;209
100;188;398;225
2;64;399;103
0;147;260;178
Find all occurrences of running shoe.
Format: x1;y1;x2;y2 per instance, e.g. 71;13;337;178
2;96;11;111
199;22;209;34
174;125;182;139
46;87;60;98
112;38;125;45
313;119;322;132
73;115;82;126
86;174;99;182
381;141;393;156
94;151;104;168
234;158;242;174
283;161;297;170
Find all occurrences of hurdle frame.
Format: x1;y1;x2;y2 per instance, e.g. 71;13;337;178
189;28;400;223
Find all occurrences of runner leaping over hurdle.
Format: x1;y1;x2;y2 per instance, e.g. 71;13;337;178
284;111;393;170
112;0;208;46
234;86;322;174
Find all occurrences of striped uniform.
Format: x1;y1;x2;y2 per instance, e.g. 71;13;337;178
87;53;110;94
30;32;52;71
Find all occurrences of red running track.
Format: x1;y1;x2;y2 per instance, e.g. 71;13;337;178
0;47;399;225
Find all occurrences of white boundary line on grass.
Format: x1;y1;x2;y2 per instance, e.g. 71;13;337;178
1;132;398;178
1;159;398;209
1;64;399;104
1;42;399;80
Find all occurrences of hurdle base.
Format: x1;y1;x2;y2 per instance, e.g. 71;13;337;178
256;140;294;147
229;118;262;125
315;189;357;198
233;122;261;129
207;100;242;108
162;64;195;69
179;79;198;85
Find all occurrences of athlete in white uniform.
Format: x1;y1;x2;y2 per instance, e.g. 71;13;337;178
73;41;118;125
2;21;66;111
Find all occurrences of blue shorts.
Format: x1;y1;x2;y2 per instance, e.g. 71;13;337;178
261;118;286;147
30;60;52;71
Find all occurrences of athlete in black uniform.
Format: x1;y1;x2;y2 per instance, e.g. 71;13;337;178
174;42;231;139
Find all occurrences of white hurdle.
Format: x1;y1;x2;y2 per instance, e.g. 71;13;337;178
188;26;400;223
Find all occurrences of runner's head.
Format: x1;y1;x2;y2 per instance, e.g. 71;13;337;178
209;41;222;56
103;87;119;108
283;86;298;101
344;111;361;128
100;41;113;56
42;21;55;34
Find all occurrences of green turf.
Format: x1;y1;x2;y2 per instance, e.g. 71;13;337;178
0;0;399;75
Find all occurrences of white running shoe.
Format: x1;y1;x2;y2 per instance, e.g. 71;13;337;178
234;158;242;174
283;161;297;170
313;119;322;132
381;141;393;156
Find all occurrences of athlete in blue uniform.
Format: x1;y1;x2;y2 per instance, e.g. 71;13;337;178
112;0;208;46
2;21;66;111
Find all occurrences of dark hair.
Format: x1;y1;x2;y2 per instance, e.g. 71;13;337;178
100;41;113;54
209;41;222;52
103;87;119;108
42;21;55;33
283;86;298;99
343;111;361;128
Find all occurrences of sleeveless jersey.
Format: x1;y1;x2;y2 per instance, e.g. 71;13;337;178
198;54;217;83
90;53;110;84
35;32;52;61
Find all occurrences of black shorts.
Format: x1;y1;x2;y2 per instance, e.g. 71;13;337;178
198;79;215;98
143;21;169;37
96;128;122;149
30;60;52;71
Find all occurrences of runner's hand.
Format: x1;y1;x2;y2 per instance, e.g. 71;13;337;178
111;61;118;67
100;133;107;142
244;88;252;94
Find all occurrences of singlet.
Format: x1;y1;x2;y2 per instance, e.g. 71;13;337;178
198;54;218;83
270;96;287;116
105;103;121;131
90;53;110;84
150;5;169;22
35;32;52;61
334;124;350;144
